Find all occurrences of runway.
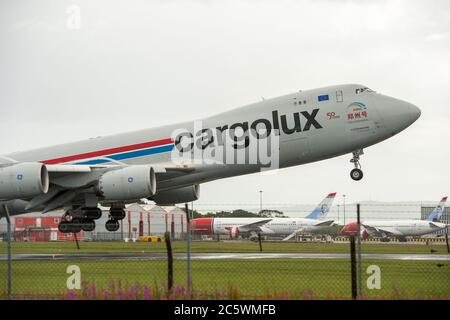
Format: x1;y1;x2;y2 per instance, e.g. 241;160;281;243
1;253;449;261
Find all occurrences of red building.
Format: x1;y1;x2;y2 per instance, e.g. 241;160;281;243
14;216;83;241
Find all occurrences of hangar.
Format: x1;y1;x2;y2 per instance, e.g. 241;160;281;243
6;204;186;242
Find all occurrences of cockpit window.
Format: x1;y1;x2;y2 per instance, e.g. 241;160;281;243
355;87;375;94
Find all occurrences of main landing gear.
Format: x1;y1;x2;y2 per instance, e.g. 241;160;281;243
105;207;126;232
58;207;102;233
350;149;364;181
58;207;126;233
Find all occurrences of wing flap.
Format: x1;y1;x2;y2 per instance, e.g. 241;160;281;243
46;164;93;173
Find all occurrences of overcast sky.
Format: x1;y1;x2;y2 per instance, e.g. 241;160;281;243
1;0;449;207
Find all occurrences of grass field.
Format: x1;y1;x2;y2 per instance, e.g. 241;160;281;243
1;240;449;255
1;241;448;299
0;258;448;299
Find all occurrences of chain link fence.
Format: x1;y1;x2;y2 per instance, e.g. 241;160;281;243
1;203;449;300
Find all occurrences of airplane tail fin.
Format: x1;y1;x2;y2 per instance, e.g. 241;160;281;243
427;196;447;222
305;192;336;220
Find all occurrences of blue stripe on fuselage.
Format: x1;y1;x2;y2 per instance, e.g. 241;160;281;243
74;144;174;165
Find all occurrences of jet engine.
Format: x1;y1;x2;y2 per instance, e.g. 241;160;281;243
0;163;49;200
152;185;200;205
341;221;368;240
96;165;156;201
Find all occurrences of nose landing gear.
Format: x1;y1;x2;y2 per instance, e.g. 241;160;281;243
350;149;364;181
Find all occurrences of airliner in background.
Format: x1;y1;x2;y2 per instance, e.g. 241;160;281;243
191;193;337;240
0;84;421;233
341;196;448;241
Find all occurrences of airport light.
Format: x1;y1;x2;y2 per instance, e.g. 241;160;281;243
337;204;340;224
259;190;263;214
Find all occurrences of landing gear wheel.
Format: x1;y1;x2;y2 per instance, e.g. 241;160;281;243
350;168;363;181
83;207;102;220
349;149;364;181
81;219;96;232
58;221;70;233
110;208;126;220
105;219;120;232
70;218;83;233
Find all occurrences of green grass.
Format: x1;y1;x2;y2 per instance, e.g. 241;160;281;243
1;241;448;299
0;258;448;299
1;240;448;255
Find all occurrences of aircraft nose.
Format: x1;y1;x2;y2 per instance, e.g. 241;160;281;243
375;95;421;135
408;103;421;123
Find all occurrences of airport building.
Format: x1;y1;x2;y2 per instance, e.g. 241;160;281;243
421;206;449;236
14;216;83;241
123;203;187;238
4;204;187;242
81;204;187;240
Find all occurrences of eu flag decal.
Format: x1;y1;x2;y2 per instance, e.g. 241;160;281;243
318;94;329;102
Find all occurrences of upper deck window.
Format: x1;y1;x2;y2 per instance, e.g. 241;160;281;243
355;87;375;94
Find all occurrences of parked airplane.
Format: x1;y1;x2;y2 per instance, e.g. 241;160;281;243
191;193;337;240
0;84;420;233
341;196;448;241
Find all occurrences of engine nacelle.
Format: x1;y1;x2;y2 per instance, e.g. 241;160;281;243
152;185;200;205
341;221;368;240
228;227;239;239
97;165;156;201
0;163;49;200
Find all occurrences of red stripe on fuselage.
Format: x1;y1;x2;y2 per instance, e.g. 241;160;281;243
41;138;174;165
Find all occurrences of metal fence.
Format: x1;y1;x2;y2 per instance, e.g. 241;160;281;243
0;204;449;300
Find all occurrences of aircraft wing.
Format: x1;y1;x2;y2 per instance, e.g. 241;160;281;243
362;224;402;237
0;160;231;217
429;222;447;228
313;219;335;227
237;219;273;232
46;163;192;176
2;161;201;214
46;164;93;173
282;219;335;241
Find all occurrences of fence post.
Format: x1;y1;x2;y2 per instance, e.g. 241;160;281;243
258;233;263;252
171;217;175;240
350;235;357;300
445;227;449;254
185;203;191;295
3;204;12;300
164;231;173;292
356;203;363;298
74;232;80;250
128;211;131;239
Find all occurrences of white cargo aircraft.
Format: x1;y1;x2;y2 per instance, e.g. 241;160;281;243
341;196;448;241
0;84;420;233
191;192;337;240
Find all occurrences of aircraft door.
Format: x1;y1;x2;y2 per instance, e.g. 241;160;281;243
336;90;343;103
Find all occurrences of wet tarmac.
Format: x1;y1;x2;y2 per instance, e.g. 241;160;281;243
1;252;449;261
